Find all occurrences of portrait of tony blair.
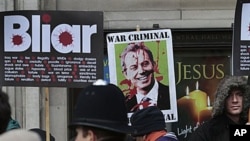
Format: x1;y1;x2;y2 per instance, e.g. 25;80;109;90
120;42;170;112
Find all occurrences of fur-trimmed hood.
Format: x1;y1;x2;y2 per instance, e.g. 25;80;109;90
212;75;250;120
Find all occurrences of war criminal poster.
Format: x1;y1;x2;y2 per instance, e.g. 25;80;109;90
106;29;178;123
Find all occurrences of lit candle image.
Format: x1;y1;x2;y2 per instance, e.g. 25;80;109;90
199;96;213;123
177;86;194;106
177;86;196;121
189;81;207;122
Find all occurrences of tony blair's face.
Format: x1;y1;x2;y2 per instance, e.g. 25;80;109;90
123;49;155;91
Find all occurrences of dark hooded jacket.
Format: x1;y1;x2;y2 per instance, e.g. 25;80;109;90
188;76;250;141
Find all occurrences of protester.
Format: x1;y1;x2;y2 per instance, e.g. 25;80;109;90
0;90;21;133
188;75;250;141
120;42;170;112
0;129;41;141
29;128;55;141
0;90;11;134
130;106;178;141
68;79;134;141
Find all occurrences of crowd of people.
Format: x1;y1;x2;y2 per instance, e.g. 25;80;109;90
0;70;250;141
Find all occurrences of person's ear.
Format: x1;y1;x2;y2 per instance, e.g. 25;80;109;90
86;130;95;141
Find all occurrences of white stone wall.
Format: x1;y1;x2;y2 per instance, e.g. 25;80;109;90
57;0;237;29
0;0;238;141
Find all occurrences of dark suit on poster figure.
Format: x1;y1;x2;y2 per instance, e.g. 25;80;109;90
120;42;171;112
126;82;170;112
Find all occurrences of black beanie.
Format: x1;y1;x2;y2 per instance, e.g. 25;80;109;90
130;106;166;136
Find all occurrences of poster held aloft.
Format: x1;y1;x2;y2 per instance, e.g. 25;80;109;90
106;29;178;123
0;11;104;88
232;0;250;76
0;10;104;141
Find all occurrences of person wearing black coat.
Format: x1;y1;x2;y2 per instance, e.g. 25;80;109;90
188;76;250;141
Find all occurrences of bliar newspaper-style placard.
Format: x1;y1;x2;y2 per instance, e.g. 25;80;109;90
0;11;104;88
106;29;178;123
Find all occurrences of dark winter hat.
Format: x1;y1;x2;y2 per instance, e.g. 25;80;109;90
130;106;166;136
69;79;133;134
29;128;55;141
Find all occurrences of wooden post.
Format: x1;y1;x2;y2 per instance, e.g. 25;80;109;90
136;25;140;31
45;87;50;141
